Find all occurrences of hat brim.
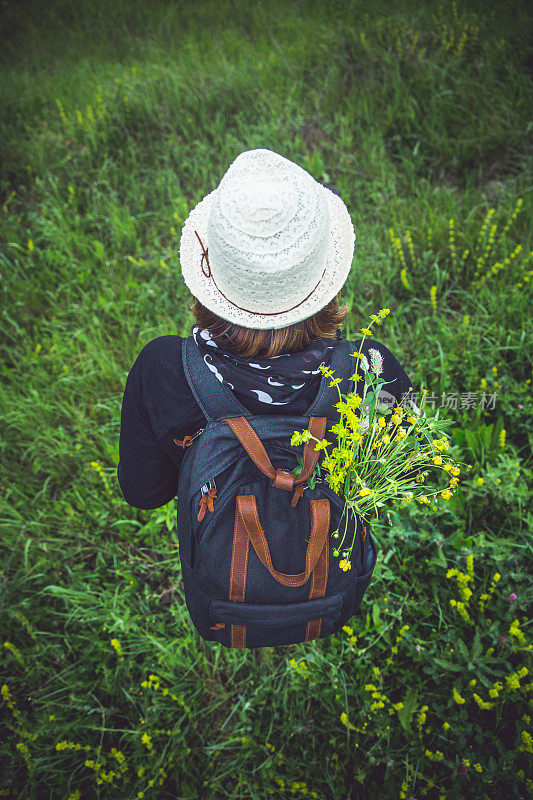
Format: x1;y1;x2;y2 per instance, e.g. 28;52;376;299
179;185;355;330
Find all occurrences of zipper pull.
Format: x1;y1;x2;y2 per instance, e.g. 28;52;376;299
174;427;204;449
304;476;323;491
197;478;217;521
190;427;205;444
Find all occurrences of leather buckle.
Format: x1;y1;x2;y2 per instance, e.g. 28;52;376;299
272;468;295;491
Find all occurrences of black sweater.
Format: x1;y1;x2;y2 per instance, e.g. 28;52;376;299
117;335;415;509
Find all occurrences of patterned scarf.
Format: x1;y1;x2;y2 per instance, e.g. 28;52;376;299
191;325;342;407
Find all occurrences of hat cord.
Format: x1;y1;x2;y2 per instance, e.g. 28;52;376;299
193;230;326;317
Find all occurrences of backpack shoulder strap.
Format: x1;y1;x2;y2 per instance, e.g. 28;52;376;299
303;338;356;418
181;336;253;423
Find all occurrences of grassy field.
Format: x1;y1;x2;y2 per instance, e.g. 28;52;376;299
1;0;532;797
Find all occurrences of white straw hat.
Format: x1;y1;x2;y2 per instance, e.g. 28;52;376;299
179;148;355;330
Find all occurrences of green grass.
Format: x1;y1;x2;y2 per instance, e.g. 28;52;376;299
1;0;532;797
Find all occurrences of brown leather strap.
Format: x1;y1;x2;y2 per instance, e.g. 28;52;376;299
291;483;305;508
304;530;329;641
236;496;330;587
228;499;250;648
225;418;277;480
299;417;327;482
224;416;327;491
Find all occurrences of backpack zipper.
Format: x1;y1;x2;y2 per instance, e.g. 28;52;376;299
303;476;323;492
190;427;205;444
174;427;205;449
201;478;217;495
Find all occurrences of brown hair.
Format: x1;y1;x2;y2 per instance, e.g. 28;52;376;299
189;296;350;359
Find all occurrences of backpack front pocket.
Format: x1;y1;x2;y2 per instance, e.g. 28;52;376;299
208;593;344;648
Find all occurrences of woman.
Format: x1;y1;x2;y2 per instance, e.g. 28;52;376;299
117;148;415;510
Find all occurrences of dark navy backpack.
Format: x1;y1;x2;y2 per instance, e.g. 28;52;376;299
174;335;377;649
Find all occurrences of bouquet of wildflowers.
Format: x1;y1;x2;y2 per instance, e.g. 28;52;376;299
290;308;464;571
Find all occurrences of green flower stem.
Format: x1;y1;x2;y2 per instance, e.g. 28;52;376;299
292;312;463;564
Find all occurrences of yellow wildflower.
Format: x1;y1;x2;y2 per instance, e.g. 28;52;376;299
321;455;336;472
453;687;465;705
342;625;353;636
335;400;349;415
417;705;429;730
3;641;24;665
400;268;411;290
473;693;495;710
141;732;153;750
509;619;526;644
506;673;521;691
346;393;363;409
430;285;437;312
